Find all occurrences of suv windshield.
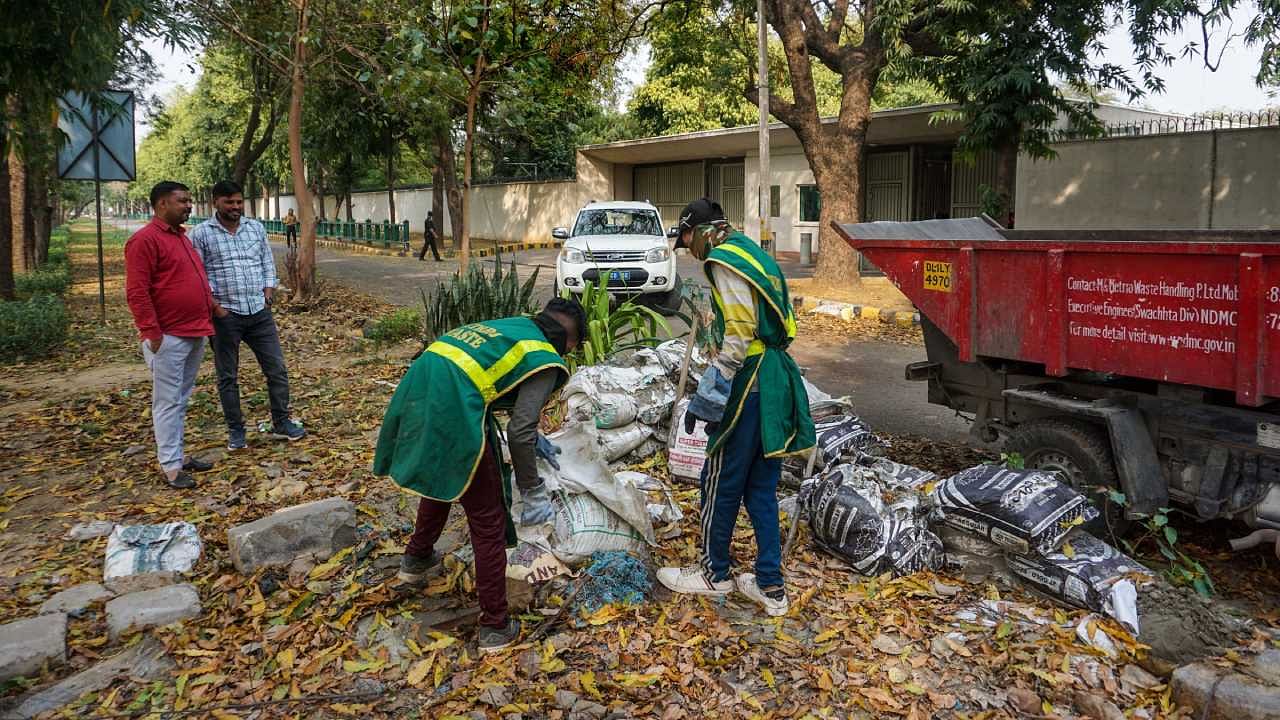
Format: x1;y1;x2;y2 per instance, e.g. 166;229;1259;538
572;209;661;237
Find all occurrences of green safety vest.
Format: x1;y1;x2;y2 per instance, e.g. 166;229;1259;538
373;316;568;508
704;232;816;458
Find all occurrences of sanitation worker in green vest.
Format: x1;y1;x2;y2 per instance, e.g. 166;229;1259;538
373;298;586;652
657;198;815;616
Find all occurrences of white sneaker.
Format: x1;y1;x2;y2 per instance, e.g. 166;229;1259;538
736;573;789;617
657;565;732;596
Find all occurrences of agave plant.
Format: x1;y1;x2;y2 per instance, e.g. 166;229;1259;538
560;278;675;368
420;254;540;342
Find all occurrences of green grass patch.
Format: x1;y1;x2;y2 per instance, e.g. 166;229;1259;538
364;308;423;345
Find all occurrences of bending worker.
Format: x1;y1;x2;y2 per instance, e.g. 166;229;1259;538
373;298;585;652
657;198;815;617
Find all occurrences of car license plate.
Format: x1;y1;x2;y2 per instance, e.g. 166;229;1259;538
608;270;630;282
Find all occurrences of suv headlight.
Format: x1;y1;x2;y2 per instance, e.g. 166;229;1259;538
644;247;670;263
562;248;585;264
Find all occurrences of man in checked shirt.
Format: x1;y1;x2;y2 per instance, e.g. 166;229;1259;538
191;180;306;451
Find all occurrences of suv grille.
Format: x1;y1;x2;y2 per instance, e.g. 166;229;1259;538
585;250;646;263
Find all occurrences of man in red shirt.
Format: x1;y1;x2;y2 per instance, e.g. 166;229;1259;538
124;181;227;488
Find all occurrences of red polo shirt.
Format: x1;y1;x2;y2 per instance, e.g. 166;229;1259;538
124;217;216;342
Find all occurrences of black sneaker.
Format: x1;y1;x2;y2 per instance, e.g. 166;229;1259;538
182;457;214;472
228;427;247;451
166;471;196;489
395;551;443;587
271;420;306;442
477;618;521;653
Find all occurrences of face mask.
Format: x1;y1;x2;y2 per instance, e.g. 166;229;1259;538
689;223;729;260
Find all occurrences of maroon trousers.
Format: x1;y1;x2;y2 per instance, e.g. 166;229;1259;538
405;449;509;628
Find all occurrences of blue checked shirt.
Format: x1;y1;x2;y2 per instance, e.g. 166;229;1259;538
190;217;277;316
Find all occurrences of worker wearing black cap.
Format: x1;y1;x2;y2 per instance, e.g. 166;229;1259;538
657;198;815;616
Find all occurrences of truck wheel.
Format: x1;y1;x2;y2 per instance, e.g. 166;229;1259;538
1005;418;1130;538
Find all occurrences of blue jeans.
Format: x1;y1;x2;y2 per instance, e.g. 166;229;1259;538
698;393;784;588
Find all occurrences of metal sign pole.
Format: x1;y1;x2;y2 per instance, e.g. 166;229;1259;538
91;105;106;323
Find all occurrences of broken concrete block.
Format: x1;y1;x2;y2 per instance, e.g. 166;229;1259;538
0;614;67;683
67;520;115;540
4;635;172;719
1171;651;1280;720
105;584;201;639
226;497;356;573
38;583;115;616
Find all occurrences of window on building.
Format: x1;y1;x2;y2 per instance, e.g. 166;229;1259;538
769;185;780;218
798;185;821;222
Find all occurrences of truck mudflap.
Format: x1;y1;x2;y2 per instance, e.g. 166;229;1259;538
1002;388;1167;517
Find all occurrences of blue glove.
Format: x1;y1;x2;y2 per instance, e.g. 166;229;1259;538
685;367;731;433
534;433;561;471
520;482;554;526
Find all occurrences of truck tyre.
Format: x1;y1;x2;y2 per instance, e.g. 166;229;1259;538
1005;417;1130;538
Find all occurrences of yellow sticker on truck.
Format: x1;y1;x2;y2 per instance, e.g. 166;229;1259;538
923;260;953;292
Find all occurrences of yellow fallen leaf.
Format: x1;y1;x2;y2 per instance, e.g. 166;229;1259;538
585;605;620;626
581;670;602;700
679;634;707;648
903;682;926;695
311;546;355;580
277;648;295;678
614;672;661;688
762;668;775;690
818;669;834;691
995;621;1013;639
406;656;433;686
422;633;457;651
887;667;907;683
1061;542;1076;559
813;628;841;643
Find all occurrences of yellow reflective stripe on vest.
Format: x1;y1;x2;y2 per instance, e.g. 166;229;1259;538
429;338;560;403
428;343;497;402
747;339;765;356
485;340;559;387
717;242;768;278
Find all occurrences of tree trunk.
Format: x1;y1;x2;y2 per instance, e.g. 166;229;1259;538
345;192;353;221
992;142;1017;227
435;130;463;248
459;81;481;270
432;166;445;240
385;127;396;224
21;159;35;269
8;141;27;272
272;183;280;218
810;124;868;286
0;128;14;300
30;162;51;266
286;0;316;300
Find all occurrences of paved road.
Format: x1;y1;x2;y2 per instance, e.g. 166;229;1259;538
274;240;971;441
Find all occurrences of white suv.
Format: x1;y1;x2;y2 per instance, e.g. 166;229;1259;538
553;201;679;309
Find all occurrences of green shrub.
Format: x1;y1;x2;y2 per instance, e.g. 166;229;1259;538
16;266;71;298
422;257;539;341
0;295;69;363
365;307;423;345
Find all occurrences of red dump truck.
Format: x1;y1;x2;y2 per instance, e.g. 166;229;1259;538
834;217;1280;533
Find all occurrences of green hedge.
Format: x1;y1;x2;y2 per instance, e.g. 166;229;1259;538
16;267;70;298
16;227;72;298
0;295;69;363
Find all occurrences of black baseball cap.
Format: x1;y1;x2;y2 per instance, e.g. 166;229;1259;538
673;198;725;248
